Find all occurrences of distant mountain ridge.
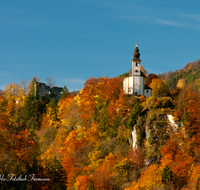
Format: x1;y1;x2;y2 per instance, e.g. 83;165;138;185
159;59;200;90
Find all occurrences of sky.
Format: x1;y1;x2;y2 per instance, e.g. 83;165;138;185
0;0;200;91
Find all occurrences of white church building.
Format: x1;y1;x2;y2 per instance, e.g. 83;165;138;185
123;44;152;97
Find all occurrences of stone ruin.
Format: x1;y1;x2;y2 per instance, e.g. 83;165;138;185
37;82;63;102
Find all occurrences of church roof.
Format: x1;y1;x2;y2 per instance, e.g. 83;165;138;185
140;70;147;78
144;85;152;90
126;68;147;78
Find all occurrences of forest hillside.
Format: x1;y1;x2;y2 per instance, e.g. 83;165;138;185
159;59;200;90
0;65;200;189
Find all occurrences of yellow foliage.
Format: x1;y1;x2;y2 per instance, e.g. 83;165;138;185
150;79;169;97
57;95;81;128
4;83;24;100
114;157;132;177
138;164;163;190
88;150;103;171
76;126;87;141
177;79;186;89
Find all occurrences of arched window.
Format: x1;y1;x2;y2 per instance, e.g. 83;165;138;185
136;63;138;67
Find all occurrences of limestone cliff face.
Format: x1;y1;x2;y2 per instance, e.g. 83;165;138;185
132;127;137;148
131;112;181;165
131;114;181;146
167;114;181;133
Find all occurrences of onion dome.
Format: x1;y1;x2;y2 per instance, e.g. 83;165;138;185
132;43;141;62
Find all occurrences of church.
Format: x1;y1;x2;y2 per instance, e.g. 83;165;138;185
123;44;152;97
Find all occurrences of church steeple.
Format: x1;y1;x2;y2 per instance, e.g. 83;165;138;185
132;43;141;62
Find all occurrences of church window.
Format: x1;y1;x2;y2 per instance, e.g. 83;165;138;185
135;70;138;72
136;63;138;67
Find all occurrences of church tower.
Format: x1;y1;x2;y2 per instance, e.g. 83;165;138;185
132;43;141;95
123;43;152;97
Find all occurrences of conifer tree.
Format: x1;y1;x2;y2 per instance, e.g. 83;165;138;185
127;101;142;130
162;164;173;183
60;85;69;101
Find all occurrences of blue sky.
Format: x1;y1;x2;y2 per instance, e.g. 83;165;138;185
0;0;200;91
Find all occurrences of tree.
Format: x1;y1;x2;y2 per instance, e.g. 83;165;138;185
59;85;69;101
150;79;170;97
114;157;133;181
27;76;40;93
46;76;56;88
20;78;28;94
146;73;158;86
138;164;163;190
162;164;173;183
127;101;142;130
177;79;186;89
4;83;23;100
74;175;90;190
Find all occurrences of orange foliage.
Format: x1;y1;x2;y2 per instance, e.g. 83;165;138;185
174;85;200;132
60;130;87;159
79;77;126;123
146;73;158;86
124;181;140;190
138;164;163;190
160;132;195;186
12;129;37;165
189;165;200;189
128;148;144;169
85;122;99;144
57;95;75;124
74;174;90;190
62;157;77;189
92;153;116;190
161;140;178;159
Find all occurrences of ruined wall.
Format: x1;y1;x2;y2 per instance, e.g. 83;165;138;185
37;82;63;102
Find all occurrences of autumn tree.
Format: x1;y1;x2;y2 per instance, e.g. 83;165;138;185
79;77;126;136
4;83;23;100
20;78;28;94
138;164;163;190
177;79;186;89
92;153;116;190
128;148;144;170
150;79;170;97
146;73;158;86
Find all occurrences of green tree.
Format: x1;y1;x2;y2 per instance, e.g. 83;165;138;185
23;78;46;130
60;85;69;101
88;183;94;190
162;164;173;183
127;101;142;130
